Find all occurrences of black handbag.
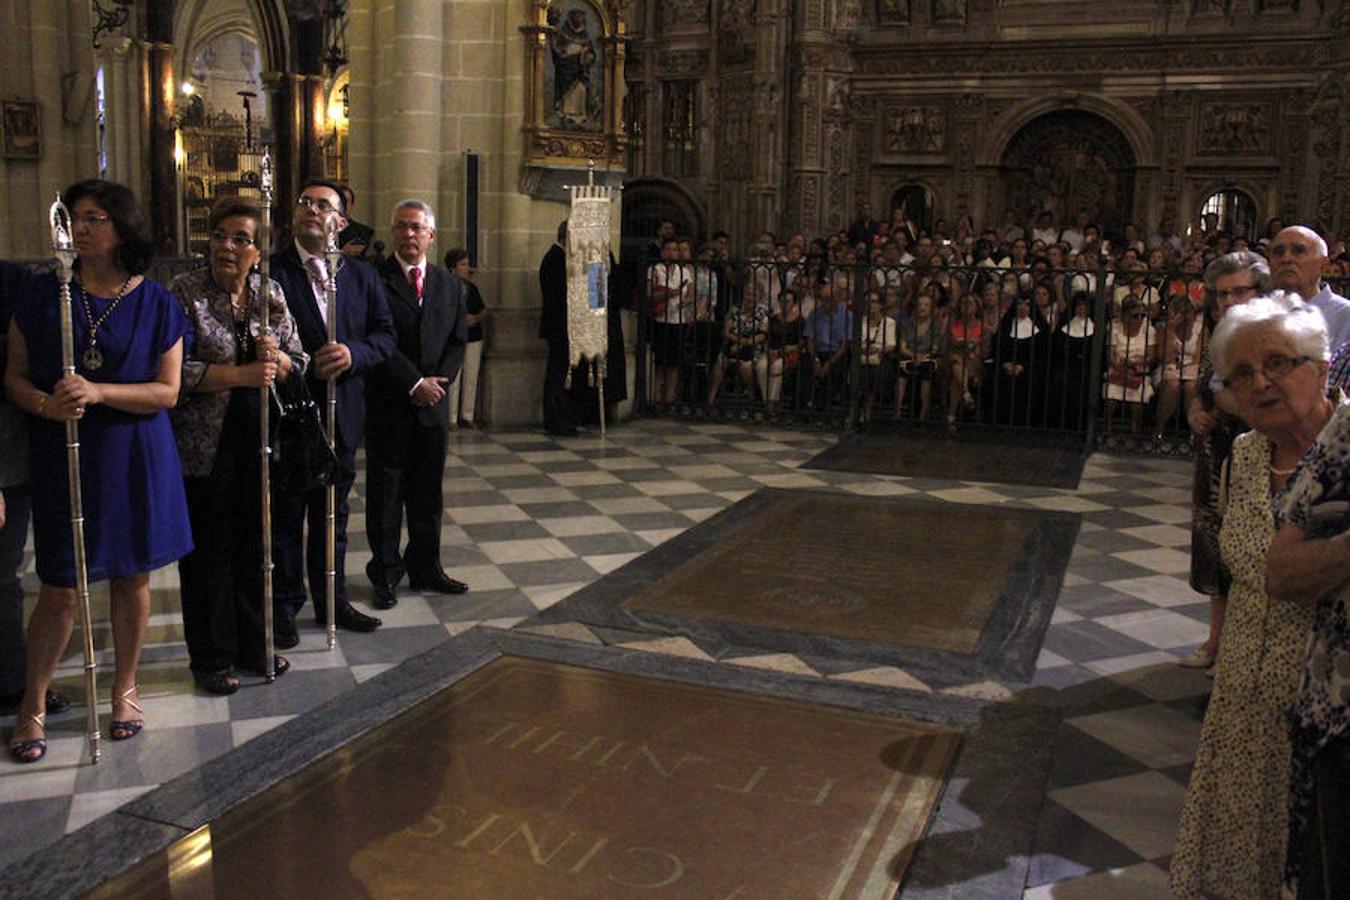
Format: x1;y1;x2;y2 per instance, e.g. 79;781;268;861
270;376;336;493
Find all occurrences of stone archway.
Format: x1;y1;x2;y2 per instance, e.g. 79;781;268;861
999;111;1136;234
620;177;707;256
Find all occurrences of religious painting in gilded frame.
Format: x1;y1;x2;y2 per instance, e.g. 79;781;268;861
1;100;41;160
521;0;630;174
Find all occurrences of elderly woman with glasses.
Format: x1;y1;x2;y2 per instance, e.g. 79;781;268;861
1180;251;1270;672
1171;293;1337;900
4;180;192;762
168;197;306;695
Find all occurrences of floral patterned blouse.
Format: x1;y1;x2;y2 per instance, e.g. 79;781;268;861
1275;395;1350;890
169;267;307;478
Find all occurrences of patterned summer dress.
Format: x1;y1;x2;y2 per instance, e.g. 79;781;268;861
1274;397;1350;893
1190;342;1247;597
1170;431;1316;900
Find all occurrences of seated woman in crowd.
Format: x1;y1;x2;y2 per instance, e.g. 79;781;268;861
897;289;942;420
946;292;985;430
168;197;306;695
1103;296;1159;435
706;281;768;406
1153;294;1204;440
765;286;805;414
1171;293;1332;900
1031;280;1062;330
5;180;192;762
1049;291;1096;430
858;290;897;425
986;293;1050;426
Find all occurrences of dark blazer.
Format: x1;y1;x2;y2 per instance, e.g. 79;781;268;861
371;256;468;428
539;243;567;340
269;243;397;451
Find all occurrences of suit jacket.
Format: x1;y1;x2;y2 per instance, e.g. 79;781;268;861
539;243;567;340
269;244;397;452
0;261;32;488
371;256;468;429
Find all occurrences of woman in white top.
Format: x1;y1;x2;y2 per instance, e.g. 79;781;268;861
1103;296;1160;434
1154;294;1205;441
858;290;897;425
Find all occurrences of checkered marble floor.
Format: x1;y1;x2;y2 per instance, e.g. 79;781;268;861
0;418;1212;897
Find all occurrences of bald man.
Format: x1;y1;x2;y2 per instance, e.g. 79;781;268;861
1269;225;1350;348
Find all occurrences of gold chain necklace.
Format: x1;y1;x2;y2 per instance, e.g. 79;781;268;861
76;274;133;372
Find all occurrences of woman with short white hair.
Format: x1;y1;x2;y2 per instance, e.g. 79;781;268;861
1172;291;1339;899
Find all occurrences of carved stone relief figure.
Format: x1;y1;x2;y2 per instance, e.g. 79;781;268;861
1000;110;1135;232
659;0;711;28
885;106;944;152
1191;0;1232;15
834;0;863;35
876;0;911;23
1197;104;1272;154
932;0;965;22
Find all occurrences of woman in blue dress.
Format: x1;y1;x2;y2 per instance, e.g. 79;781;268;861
3;180;192;763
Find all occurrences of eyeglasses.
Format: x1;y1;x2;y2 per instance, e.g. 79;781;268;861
210;230;256;248
393;221;431;234
296;195;339;214
72;214;112;228
1215;284;1257;301
1222;354;1315;390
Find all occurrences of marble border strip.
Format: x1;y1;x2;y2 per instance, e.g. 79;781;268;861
1;627;1057;900
527;488;1081;685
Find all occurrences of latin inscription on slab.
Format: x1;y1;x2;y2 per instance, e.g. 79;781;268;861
103;658;961;899
622;493;1030;653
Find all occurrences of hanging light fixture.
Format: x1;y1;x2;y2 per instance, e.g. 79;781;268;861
90;0;134;50
322;1;350;76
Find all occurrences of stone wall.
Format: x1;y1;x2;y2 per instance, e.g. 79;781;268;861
0;1;101;259
623;0;1350;245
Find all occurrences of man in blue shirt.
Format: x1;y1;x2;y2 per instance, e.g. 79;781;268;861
1270;226;1350;348
806;282;854;408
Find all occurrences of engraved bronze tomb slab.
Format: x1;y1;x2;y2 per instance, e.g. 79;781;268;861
94;657;961;899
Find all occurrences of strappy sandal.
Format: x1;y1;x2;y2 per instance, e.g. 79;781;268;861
192;670;239;696
110;686;144;741
8;712;47;763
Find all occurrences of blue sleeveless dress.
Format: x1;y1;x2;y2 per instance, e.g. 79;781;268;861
14;274;193;586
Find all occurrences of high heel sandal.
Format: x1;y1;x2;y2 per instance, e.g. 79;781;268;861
8;712;47;763
110;686;144;741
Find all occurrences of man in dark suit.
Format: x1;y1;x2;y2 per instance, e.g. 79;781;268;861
539;220;576;436
365;199;469;609
269;178;397;645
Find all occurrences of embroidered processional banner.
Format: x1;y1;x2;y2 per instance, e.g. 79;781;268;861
565;182;611;385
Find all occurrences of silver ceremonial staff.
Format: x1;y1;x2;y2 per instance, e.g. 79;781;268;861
322;218;339;650
256;151;276;681
49;198;101;764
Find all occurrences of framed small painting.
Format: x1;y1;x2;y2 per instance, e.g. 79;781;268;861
1;100;41;159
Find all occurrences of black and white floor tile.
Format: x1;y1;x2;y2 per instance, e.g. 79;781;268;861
0;418;1212;896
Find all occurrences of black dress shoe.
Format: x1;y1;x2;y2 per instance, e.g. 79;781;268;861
408;570;469;595
371;579;398;610
316;604;382;632
274;613;300;650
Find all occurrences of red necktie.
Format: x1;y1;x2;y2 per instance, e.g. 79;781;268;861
408;266;423;301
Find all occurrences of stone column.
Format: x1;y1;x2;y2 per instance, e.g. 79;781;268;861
144;0;177;256
97;40;144;192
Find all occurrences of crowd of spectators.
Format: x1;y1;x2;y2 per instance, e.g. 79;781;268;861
641;204;1350;437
